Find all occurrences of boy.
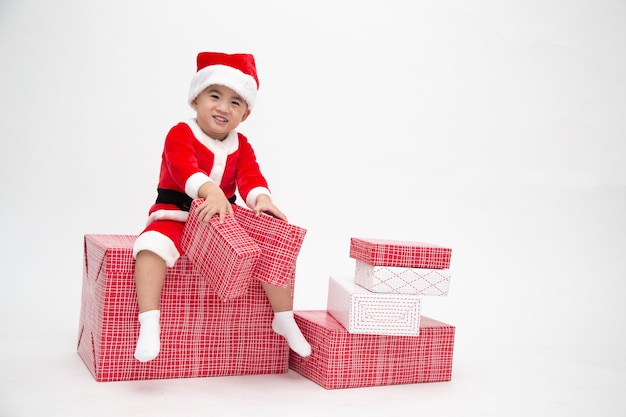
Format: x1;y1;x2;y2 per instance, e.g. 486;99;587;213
132;52;311;362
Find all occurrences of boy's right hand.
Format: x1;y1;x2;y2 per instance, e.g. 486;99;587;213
195;182;234;223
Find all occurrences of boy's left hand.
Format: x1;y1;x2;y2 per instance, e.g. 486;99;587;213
254;195;287;222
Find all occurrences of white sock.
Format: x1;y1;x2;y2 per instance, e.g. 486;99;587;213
272;311;311;357
134;310;161;362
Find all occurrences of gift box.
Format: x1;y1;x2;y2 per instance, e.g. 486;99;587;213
354;259;451;296
233;205;307;288
350;237;452;269
77;234;289;382
326;275;421;336
289;310;455;389
181;200;261;300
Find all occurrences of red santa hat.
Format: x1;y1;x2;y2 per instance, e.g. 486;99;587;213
188;52;259;109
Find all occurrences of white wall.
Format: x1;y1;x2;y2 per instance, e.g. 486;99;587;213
1;0;625;381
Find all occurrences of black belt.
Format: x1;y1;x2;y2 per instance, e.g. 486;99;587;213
156;188;236;211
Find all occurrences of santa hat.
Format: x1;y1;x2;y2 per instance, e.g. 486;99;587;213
188;52;259;109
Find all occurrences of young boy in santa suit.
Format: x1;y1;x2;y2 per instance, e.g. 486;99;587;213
132;51;311;362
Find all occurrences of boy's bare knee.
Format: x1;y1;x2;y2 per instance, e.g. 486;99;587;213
135;251;167;276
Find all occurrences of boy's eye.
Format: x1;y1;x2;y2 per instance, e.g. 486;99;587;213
231;101;241;106
209;94;220;99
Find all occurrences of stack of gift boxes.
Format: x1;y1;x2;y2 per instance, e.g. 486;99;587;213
78;204;455;388
289;237;455;389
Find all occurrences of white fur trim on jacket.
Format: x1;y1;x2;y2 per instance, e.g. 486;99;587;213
185;172;213;199
245;186;272;209
145;209;189;226
184;120;239;193
133;230;180;267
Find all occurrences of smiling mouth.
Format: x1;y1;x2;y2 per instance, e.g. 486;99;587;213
213;115;228;123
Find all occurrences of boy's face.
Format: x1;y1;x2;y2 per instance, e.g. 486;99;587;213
191;84;251;140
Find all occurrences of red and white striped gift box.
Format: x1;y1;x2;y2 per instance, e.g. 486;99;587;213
181;199;262;300
77;234;289;382
233;205;307;288
350;237;452;269
289;310;455;389
326;275;421;336
354;259;451;296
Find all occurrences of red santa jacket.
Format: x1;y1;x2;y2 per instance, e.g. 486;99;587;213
146;119;271;223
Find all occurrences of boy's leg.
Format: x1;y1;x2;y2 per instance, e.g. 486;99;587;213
261;281;293;312
135;250;167;313
262;282;311;357
132;219;183;362
133;250;167;362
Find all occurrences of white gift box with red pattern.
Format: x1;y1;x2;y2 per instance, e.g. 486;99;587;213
350;237;452;269
181;200;262;301
289;310;455;389
354;259;451;296
326;275;421;336
77;234;289;382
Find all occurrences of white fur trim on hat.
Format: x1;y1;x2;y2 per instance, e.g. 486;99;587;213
188;64;258;109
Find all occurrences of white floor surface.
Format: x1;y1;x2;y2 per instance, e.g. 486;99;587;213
1;185;625;417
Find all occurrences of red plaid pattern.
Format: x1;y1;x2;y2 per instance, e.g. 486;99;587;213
77;234;289;382
326;276;421;336
289;310;455;389
181;200;262;300
350;237;452;269
233;205;307;288
354;259;451;296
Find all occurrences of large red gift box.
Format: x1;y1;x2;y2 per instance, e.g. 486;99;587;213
233;205;307;288
77;234;289;382
289;310;455;390
181;200;262;300
350;237;452;269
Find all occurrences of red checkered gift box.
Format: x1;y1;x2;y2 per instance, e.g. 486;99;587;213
77;234;289;382
289;310;455;390
327;276;421;336
181;199;262;300
233;205;307;288
350;237;452;269
354;259;451;296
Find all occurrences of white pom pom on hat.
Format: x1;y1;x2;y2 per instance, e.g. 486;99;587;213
188;52;259;109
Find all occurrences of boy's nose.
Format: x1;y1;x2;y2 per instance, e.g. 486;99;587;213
216;99;229;111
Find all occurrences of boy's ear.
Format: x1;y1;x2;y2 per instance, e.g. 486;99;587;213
190;99;197;109
241;109;251;122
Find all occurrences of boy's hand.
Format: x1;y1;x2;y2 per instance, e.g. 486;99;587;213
253;194;287;222
195;182;234;223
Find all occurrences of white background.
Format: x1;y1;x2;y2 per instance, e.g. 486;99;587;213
1;0;625;416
